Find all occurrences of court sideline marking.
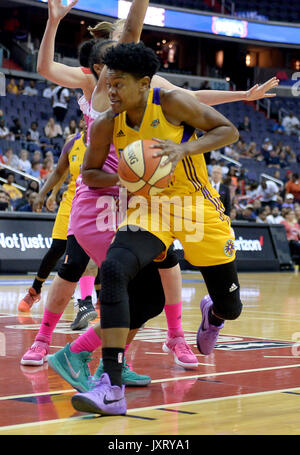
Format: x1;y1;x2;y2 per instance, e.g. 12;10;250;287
0;385;300;433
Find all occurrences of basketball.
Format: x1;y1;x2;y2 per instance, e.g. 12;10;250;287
117;139;173;196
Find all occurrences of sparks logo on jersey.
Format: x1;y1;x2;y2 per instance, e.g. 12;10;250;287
116;130;125;137
224;239;235;257
150;119;160;127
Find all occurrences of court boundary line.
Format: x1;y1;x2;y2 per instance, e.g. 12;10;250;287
1;362;300;402
1;385;300;432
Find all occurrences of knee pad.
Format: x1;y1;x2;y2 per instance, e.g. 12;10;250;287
58;254;89;282
99;247;140;328
212;289;243;321
82;258;98;277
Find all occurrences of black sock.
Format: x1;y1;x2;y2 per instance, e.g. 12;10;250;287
32;278;44;294
102;347;124;387
208;308;224;326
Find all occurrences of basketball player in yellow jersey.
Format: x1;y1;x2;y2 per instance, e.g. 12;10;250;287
18;129;97;327
68;42;241;416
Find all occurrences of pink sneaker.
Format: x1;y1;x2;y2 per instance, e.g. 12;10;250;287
21;337;49;366
163;335;198;369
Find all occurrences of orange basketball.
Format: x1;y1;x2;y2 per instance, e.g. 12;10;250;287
117;139;173;196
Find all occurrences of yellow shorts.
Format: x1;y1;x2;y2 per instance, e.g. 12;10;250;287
52;201;71;240
118;190;235;267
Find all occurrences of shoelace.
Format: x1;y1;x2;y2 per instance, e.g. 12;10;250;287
175;341;194;355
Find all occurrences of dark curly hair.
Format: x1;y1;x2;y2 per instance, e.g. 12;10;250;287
77;39;96;68
102;42;160;80
88;39;115;79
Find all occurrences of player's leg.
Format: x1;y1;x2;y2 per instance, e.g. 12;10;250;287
158;246;198;368
70;260;166;414
21;235;91;366
197;259;242;355
18;239;67;312
71;258;98;330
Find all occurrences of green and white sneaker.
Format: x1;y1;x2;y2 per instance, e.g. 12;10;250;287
48;343;92;392
91;357;151;387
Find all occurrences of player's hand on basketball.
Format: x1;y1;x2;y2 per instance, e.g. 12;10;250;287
32;195;45;213
245;77;279;101
151;138;186;173
48;0;79;22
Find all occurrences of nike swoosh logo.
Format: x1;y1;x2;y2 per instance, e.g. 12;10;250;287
64;353;80;379
103;394;123;405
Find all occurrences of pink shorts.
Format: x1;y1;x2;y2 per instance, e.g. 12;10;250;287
68;178;119;267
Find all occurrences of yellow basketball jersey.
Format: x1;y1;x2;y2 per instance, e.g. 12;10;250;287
113;88;213;197
59;132;86;214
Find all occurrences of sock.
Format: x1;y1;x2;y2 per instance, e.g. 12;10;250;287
79;276;95;300
32;277;45;294
102;347;124;387
164;301;184;338
208;308;224;327
35;309;63;344
70;327;102;353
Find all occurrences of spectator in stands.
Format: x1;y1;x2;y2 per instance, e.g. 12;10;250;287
282;112;300;137
31;149;42;164
29;161;41;179
0;189;12;211
51;85;70;122
200;80;211;90
17;78;25;95
27;179;40;193
279;150;289;168
238;115;251;132
44;117;63;140
256;207;268;223
256;179;279;208
210;165;231;215
230;207;237;220
23;80;38;96
245;142;259;159
26;121;40;144
0;119;12;140
7;78;19;95
267;206;284;224
18;191;39;212
282;193;295;210
43;82;56;99
10;118;25;142
295;205;300;224
2;173;23;200
272;119;285;135
237;204;256;222
3;148;19;169
18;149;32;174
281;209;300;261
266;149;280;169
63;119;78;140
285;173;300;203
224;144;239;161
0;109;4;122
40;157;54;181
284;145;296;163
236;139;247;157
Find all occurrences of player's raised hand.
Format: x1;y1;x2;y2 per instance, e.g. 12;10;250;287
151;137;186;174
48;0;79;23
245;77;279;101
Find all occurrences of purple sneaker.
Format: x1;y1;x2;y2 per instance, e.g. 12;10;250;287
71;373;127;416
197;295;224;355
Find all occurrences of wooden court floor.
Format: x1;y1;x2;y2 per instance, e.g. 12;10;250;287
0;270;300;437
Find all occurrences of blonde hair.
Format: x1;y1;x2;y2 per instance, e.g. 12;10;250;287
87;18;126;40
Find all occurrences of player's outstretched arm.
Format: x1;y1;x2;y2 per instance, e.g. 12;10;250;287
152;75;279;106
81;112;119;188
37;0;95;97
152;90;239;172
